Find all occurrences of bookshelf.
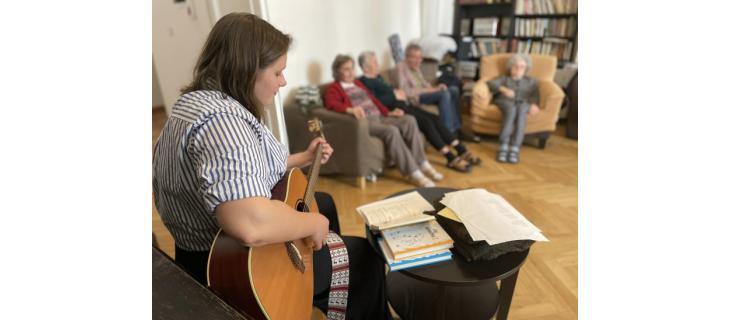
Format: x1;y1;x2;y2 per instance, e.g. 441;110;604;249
453;0;578;79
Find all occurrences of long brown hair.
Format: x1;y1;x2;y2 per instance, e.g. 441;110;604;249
182;13;291;119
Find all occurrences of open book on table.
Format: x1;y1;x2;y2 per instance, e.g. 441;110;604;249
356;191;435;231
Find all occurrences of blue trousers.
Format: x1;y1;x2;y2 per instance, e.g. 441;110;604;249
417;85;462;134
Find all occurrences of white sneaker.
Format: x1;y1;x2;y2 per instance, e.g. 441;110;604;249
409;170;435;188
420;161;444;181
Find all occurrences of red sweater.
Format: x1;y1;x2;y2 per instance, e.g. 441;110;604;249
323;80;390;116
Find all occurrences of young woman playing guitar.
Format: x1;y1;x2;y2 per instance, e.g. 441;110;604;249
153;13;389;319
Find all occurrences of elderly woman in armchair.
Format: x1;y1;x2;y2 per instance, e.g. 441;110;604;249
324;54;442;187
487;54;540;164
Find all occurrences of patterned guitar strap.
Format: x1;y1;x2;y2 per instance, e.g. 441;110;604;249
324;231;349;320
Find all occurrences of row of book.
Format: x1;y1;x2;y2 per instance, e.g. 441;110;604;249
514;17;576;37
471;38;510;57
459;0;513;5
462;17;512;37
515;0;577;15
466;38;573;61
515;38;574;61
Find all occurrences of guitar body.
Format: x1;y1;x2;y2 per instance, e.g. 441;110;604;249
207;168;316;320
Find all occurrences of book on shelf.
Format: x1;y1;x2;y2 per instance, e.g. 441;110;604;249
460;18;471;36
515;0;577;15
511;38;573;61
356;191;436;231
473;17;500;36
473;38;508;57
458;60;479;79
381;220;454;260
460;0;513;4
499;17;512;36
377;238;452;271
514;17;575;37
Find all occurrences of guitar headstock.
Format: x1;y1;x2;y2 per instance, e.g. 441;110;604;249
307;118;325;139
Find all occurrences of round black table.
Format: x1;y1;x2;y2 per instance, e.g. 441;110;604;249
366;187;529;320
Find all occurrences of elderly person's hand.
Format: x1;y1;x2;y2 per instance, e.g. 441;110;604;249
388;108;405;117
529;104;540;116
499;86;515;99
426;86;442;94
394;89;407;101
346;106;367;119
437;83;448;91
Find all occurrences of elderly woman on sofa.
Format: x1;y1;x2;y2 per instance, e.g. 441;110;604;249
324;54;442;187
487;54;540;164
357;51;478;173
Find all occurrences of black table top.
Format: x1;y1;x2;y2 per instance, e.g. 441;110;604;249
366;187;529;286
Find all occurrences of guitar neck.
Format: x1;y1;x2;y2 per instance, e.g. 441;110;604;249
303;143;323;208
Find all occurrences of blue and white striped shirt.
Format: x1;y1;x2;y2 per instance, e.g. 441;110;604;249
153;90;289;251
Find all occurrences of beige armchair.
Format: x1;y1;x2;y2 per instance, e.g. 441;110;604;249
470;54;565;148
284;84;385;189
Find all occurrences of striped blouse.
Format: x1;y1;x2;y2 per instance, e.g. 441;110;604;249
153;90;289;251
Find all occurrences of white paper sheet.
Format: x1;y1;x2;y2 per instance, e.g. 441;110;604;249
441;188;548;244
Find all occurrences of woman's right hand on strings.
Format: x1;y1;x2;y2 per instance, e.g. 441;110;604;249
346;106;366;120
307;213;330;251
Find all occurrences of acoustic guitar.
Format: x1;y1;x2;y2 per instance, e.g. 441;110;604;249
207;119;326;319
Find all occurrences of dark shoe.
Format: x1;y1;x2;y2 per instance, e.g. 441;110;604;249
496;150;508;163
458;130;481;143
460;150;482;166
447;156;472;173
508;151;520;164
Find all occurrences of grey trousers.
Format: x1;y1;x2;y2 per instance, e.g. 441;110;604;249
368;115;426;176
495;98;531;148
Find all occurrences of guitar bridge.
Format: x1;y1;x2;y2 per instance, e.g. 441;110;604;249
285;241;305;273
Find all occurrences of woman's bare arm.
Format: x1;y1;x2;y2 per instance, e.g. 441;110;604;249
216;197;330;250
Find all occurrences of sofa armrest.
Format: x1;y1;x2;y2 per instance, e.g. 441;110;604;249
471;78;493;112
309;108;383;176
537;80;566;124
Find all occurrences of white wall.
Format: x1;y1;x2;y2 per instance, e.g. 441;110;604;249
265;0;422;105
152;0;215;115
421;0;454;38
152;57;164;108
152;0;260;114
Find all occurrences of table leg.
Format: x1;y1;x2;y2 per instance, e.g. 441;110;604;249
495;270;519;320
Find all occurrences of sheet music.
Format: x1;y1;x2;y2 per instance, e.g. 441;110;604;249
356;191;435;228
442;188;548;244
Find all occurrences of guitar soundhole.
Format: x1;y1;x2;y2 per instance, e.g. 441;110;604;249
296;200;309;212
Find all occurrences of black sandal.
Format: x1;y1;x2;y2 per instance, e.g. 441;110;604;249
461;151;482;166
447;156;472;173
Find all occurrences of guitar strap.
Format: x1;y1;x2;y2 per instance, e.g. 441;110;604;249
324;231;349;320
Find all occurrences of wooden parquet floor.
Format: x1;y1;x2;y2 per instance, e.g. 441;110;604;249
151;107;578;320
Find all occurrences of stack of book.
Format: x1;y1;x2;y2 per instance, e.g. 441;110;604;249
376;220;454;271
357;191;454;271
